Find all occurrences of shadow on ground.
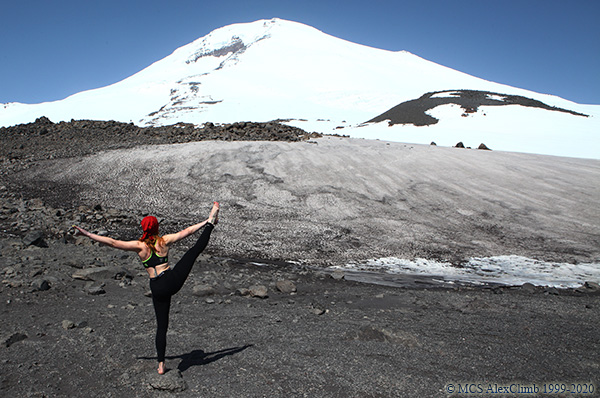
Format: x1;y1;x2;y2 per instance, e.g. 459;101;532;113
138;344;253;372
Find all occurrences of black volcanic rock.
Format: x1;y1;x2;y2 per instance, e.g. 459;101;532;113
366;89;589;126
22;230;47;247
0;118;320;168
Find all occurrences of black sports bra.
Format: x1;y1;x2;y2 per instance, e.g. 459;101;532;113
142;251;168;268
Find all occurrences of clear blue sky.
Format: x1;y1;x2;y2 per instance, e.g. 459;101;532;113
1;0;598;105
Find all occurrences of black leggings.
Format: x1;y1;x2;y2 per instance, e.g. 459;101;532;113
149;224;214;363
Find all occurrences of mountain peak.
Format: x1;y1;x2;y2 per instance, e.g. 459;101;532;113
1;18;598;158
183;19;279;63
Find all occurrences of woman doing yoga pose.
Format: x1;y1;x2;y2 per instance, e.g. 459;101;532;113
73;202;220;375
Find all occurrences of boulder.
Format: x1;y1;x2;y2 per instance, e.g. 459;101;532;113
192;284;216;297
31;278;50;292
544;287;560;295
22;230;47;247
310;302;327;315
249;285;268;298
235;288;251;297
148;369;188;392
2;332;28;347
62;320;76;330
275;280;297;294
86;283;106;295
35;116;53;125
330;270;345;280
72;266;132;281
521;282;537;293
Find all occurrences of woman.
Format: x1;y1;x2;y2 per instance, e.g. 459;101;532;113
73;201;220;375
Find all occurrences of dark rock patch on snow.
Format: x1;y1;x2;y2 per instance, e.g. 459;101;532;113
188;37;246;63
366;89;589;126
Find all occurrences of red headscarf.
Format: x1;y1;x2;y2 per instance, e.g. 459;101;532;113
140;216;159;241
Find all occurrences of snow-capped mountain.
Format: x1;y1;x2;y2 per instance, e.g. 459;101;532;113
1;18;598;158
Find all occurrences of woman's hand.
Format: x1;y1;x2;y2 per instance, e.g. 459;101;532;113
72;225;91;237
73;225;143;252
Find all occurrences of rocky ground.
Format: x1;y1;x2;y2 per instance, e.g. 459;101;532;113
1;229;599;397
0;117;322;174
1;118;599;397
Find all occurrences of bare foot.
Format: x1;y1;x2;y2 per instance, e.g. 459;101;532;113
208;201;219;225
157;362;166;375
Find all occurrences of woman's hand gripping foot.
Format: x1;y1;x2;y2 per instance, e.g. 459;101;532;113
208;201;220;225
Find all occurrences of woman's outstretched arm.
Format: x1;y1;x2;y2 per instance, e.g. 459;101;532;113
162;202;219;246
73;225;143;252
162;220;210;246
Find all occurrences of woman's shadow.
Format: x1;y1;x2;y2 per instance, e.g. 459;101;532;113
138;344;252;373
171;345;253;372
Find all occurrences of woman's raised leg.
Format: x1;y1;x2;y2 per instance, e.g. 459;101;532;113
169;224;214;293
169;202;219;294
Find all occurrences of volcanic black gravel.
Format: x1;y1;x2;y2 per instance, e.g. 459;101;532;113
1;116;599;397
0;117;320;167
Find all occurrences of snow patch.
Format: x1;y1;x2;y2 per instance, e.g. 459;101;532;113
486;94;506;102
430;91;461;99
333;256;600;288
